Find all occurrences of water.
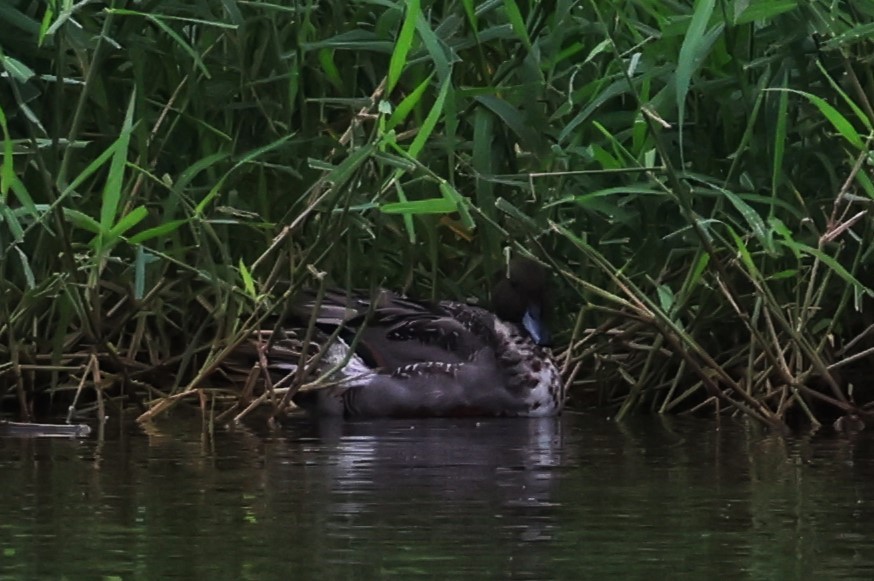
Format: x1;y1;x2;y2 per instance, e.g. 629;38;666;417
1;413;873;580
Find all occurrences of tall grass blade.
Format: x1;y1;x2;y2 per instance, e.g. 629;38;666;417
388;0;421;93
675;0;718;160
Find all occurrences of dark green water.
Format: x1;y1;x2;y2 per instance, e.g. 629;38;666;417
1;414;873;580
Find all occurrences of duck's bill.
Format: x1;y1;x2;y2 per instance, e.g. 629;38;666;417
522;305;552;346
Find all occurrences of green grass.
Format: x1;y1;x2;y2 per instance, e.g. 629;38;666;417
1;0;874;429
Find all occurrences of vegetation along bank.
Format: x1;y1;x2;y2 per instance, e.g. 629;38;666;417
1;1;873;430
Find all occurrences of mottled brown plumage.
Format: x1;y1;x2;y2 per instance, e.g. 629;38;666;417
278;258;565;418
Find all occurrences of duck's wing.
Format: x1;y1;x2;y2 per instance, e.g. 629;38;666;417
358;296;495;369
288;289;390;326
291;290;495;369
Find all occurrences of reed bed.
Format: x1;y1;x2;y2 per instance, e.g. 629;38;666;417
1;0;873;430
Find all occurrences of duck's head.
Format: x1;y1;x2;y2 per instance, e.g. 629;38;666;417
491;257;552;346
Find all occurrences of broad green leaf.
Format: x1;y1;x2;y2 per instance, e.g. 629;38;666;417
174;152;230;193
101;90;136;232
61;137;117;196
196;178;226;215
1;205;24;242
0;54;35;83
725;224;758;278
688;252;710;291
771;73;788;210
572;186;665;205
196;135;295;214
318;48;342;89
780;240;873;296
326;142;376;190
0;104;13;199
768;269;799;280
495;197;538;230
387;72;434;130
475;95;543;154
657;284;674;313
768;216;798;258
460;0;477;29
239;259;256;298
387;0;420;93
816;60;872;131
472;108;495;217
503;0;531;49
558;78;629;143
107;9;238;29
823;22;874;53
107;10;222;77
408;77;450;159
15;245;35;288
0;2;39;34
303;30;393;51
854;167;874;200
718;187;774;254
415;13;450;81
128;220;188;244
229;134;295;174
64;209;101;234
584;39;612;64
38;6;54;46
108;205;148;238
392;181;416;243
733;0;797;24
220;0;244;25
775;89;864;149
439;181;474;230
676;0;719;157
380;198;457;214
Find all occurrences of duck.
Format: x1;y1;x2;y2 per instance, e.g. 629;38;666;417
266;257;565;418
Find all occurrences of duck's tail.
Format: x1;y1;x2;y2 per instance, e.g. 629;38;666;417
219;327;374;415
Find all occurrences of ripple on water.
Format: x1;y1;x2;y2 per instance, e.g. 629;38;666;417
1;415;874;579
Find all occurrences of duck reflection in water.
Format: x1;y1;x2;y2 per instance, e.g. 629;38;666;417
271;416;568;547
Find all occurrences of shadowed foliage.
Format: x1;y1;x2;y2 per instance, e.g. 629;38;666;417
1;0;874;430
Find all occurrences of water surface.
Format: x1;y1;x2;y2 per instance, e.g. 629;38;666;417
1;414;872;579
